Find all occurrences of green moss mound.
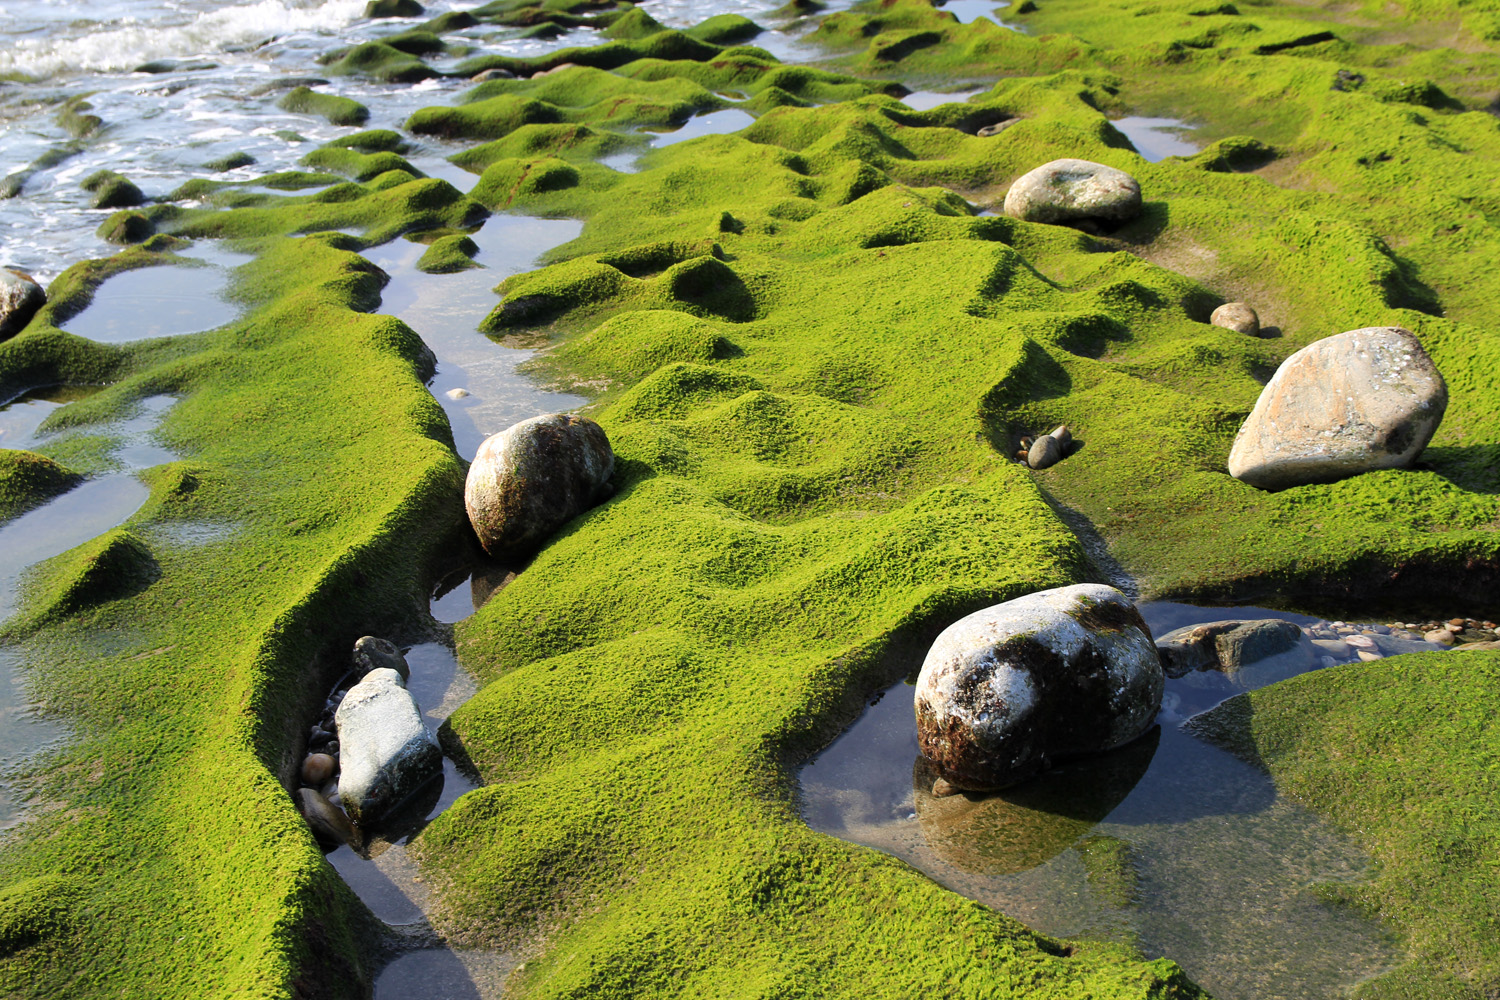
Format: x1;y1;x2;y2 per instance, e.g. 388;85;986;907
416;232;481;272
276;86;371;127
0;450;82;522
80;170;144;210
97;209;154;245
1188;652;1500;998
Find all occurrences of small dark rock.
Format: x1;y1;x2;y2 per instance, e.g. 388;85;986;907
365;0;424;17
353;635;410;680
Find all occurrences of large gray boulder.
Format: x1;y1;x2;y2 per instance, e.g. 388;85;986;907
914;583;1163;792
1002;159;1142;226
0;269;45;340
334;667;442;828
1228;326;1446;490
464;412;614;560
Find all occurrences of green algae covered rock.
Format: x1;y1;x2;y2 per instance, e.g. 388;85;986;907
80;170;144;210
276;85;370;126
0;450;81;522
365;0;423;17
416;233;480;273
463;412;615;559
96;209;154;245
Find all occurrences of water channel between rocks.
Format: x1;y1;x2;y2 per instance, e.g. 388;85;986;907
313;202;595;994
800;601;1412;1000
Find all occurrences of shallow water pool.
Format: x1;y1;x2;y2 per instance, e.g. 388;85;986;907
799;601;1413;999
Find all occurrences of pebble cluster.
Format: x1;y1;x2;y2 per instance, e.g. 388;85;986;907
1301;615;1498;669
296;680;355;847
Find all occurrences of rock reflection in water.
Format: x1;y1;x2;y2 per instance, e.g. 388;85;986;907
911;730;1158;876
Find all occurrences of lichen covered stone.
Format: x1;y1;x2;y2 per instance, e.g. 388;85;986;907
914;583;1163;791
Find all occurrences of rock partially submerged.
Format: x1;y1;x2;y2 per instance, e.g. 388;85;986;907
914;584;1163;792
334;667;442;828
1228;326;1447;490
1003;159;1142;227
296;787;355;846
464;412;615;559
1155;618;1308;677
0;268;46;339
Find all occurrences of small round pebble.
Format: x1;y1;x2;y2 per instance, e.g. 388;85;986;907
302;752;336;785
446;387;471;399
1210;302;1260;336
1357;650;1383;662
1425;629;1456;645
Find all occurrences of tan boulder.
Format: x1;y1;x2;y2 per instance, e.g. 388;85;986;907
1002;159;1141;226
1228;326;1446;490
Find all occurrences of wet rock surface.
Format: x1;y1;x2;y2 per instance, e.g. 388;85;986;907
353;634;411;681
914;583;1163;791
0;268;45;339
1002;158;1142;226
464;412;614;560
1156;619;1309;677
334;666;442;828
1228;326;1447;490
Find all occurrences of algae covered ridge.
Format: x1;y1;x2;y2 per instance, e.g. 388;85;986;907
0;0;1498;996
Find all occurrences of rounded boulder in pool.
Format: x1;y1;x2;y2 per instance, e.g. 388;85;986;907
464;413;614;560
914;584;1163;792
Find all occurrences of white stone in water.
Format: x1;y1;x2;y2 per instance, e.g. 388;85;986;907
446;387;470;399
334;667;442;828
914;583;1163;791
1228;326;1446;490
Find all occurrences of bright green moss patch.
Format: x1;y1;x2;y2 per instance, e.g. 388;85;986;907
319;41;436;83
276;85;371;127
202;151;255;172
0;450;81;522
97;209;154;245
55;96;102;139
301;146;422;182
416;232;482;272
1188;652;1500;998
80;169;144;210
1075;835;1139;909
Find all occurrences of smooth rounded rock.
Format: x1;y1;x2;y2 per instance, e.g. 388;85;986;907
1003;159;1142;227
1425;629;1455;645
464;413;614;559
914;583;1163;791
1210;302;1260;336
302;752;336;785
334;667;442;828
1227;326;1446;490
352;635;410;680
1027;434;1061;470
0;269;45;340
296;787;354;846
445;387;470;399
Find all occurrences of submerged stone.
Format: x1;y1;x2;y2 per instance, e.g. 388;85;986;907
334;667;442;828
1002;158;1141;226
0;268;46;339
464;413;614;559
1155;618;1308;677
1228;326;1447;490
914;583;1163;791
